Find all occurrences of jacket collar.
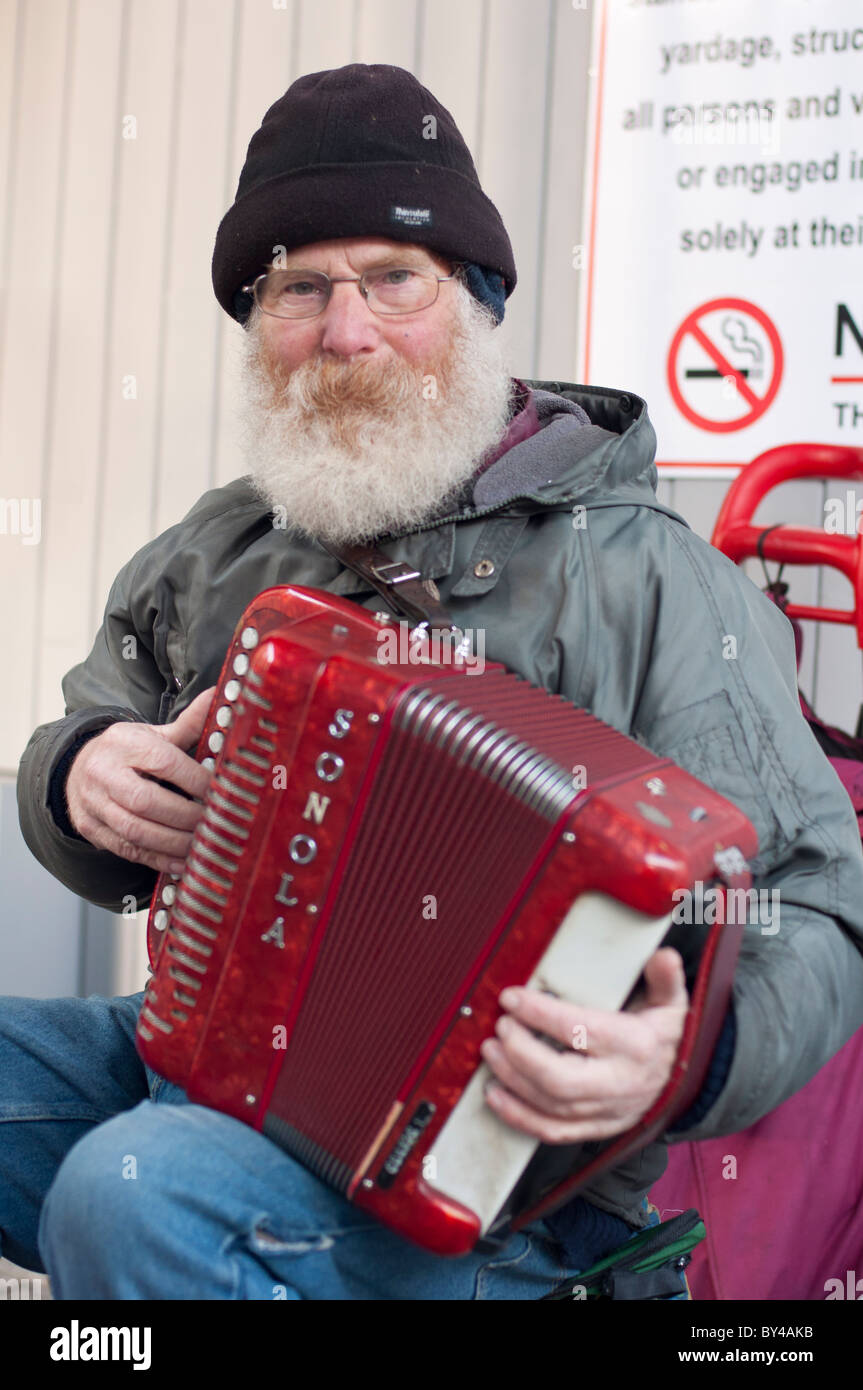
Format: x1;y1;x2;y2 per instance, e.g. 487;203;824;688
302;379;679;596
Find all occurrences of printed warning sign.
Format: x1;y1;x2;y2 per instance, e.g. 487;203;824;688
577;0;863;472
666;297;784;433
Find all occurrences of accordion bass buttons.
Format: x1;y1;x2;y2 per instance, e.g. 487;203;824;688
233;654;249;676
240;626;259;649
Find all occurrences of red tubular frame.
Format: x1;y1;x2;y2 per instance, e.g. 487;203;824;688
710;443;863;650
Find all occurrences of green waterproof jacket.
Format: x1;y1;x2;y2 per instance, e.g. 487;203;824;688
17;379;863;1228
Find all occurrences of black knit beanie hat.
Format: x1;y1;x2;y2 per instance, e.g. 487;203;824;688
211;64;516;328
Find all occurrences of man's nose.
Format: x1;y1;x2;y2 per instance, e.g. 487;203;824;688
317;281;384;356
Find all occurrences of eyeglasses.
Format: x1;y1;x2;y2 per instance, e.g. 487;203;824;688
241;264;457;319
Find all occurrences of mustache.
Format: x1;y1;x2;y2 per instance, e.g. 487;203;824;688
253;341;456;420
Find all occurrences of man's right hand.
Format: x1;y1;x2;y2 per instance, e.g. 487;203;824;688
65;687;216;874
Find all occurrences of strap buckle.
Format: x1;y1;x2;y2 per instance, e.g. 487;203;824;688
370;560;422;586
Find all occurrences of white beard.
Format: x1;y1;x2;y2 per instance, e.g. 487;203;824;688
236;280;515;545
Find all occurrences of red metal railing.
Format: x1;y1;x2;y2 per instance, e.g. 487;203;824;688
710;443;863;650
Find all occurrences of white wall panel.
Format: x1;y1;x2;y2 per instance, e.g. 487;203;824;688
355;0;419;68
479;0;552;379
417;0;484;155
95;0;181;605
0;1;21;269
152;0;236;535
534;0;591;383
0;0;73;762
213;0;299;488
294;0;355;75
38;0;127;729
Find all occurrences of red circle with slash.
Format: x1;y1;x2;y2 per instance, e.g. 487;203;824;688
666;297;783;433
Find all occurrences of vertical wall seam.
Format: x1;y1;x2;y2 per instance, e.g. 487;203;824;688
86;0;132;637
290;0;301;78
0;0;25;409
531;0;557;380
149;0;186;539
351;0;360;63
30;0;77;730
208;0;244;493
474;0;489;175
413;0;424;76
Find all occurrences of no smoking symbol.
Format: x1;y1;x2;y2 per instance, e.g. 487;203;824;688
667;297;783;433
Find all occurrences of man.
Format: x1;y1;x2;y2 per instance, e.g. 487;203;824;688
8;64;863;1300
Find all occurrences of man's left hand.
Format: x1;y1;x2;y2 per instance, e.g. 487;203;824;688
480;947;689;1144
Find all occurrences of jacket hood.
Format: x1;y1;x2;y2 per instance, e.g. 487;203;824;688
474;379;689;530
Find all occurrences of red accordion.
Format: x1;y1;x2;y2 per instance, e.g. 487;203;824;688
138;585;757;1255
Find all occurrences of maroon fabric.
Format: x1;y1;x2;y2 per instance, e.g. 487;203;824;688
820;756;863;819
649;572;863;1300
798;687;863;822
650;1027;863;1300
765;583;863;829
472;378;541;480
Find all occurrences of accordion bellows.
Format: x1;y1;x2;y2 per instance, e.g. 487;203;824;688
138;586;757;1255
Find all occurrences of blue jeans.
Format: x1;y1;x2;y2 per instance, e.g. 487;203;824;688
0;991;596;1300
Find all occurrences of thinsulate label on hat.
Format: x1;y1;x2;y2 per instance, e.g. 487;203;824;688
389;205;433;228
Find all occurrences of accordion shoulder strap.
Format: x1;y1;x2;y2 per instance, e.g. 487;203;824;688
321;537;459;632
